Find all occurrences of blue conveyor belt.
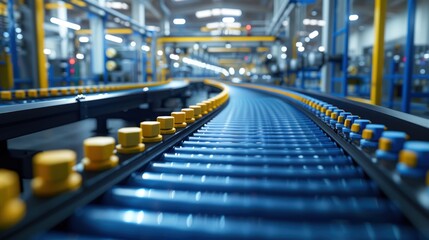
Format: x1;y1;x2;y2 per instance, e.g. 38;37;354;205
48;87;417;239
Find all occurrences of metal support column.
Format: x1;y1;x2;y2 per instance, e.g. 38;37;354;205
330;0;350;96
401;0;416;113
370;0;387;105
90;8;105;84
151;32;157;82
35;0;48;88
320;0;332;93
7;0;19;85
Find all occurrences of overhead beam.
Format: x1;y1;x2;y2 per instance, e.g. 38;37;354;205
172;3;269;15
158;36;276;43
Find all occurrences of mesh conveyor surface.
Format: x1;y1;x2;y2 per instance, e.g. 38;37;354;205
50;87;417;239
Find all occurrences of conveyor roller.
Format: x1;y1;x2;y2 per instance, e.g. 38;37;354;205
44;87;417;239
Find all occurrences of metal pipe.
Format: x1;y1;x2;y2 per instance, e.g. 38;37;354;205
341;0;350;97
370;0;387;105
401;0;416;113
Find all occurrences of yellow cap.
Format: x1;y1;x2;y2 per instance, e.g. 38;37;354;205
351;123;360;133
344;119;352;128
197;103;208;115
325;109;332;117
15;90;26;99
85;87;92;93
50;89;59;97
84;137;116;162
117;127;145;154
140;121;163;143
338;116;344;124
362;129;373;140
28;89;38;98
39;89;49;97
118;127;142;147
399;150;417;168
83;137;118;171
189;105;202;119
171;112;187;128
1;91;12;101
0;169;26;229
320;107;326;114
378;138;392;151
69;87;76;94
203;100;213;112
77;88;84;94
32;150;82;196
181;108;195;123
60;88;69;95
331;112;338;120
157;116;176;135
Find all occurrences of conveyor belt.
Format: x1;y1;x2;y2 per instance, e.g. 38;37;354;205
44;87;417;239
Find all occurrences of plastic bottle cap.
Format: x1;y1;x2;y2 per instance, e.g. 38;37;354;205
84;137;116;162
32;150;82;196
50;89;59;96
118;127;142;147
0;91;12;100
39;89;49;97
60;88;69;95
171;112;187;128
157;116;175;130
0;169;25;229
117;127;145;154
399;150;417;168
197;103;208;115
28;89;38;98
140;121;163;142
83;137;118;170
15;90;26;99
181;108;195;123
189;105;202;119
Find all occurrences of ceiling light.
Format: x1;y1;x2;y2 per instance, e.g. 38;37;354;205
195;8;242;18
195;9;212;18
349;14;359;21
141;45;150;52
424;53;429;59
193;43;199;50
173;62;180;68
169;54;179;60
76;53;84;60
146;25;160;32
105;2;129;10
296;42;303;47
281;53;287;59
222;17;235;23
157;50;163;56
79;36;89;43
225;43;232;48
267;54;272;59
50;17;81;31
239;67;245;75
105;34;123;43
221;8;242;16
207;22;241;29
309;30;319;39
281;46;287;52
228;67;235;75
130;41;136;47
303;18;325;27
305;37;310;42
318;46;325;52
173;18;186;25
43;49;52;55
298;46;305;52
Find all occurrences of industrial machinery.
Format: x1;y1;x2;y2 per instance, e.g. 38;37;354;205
0;79;428;239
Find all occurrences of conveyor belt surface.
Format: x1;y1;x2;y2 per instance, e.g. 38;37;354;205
46;87;417;239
